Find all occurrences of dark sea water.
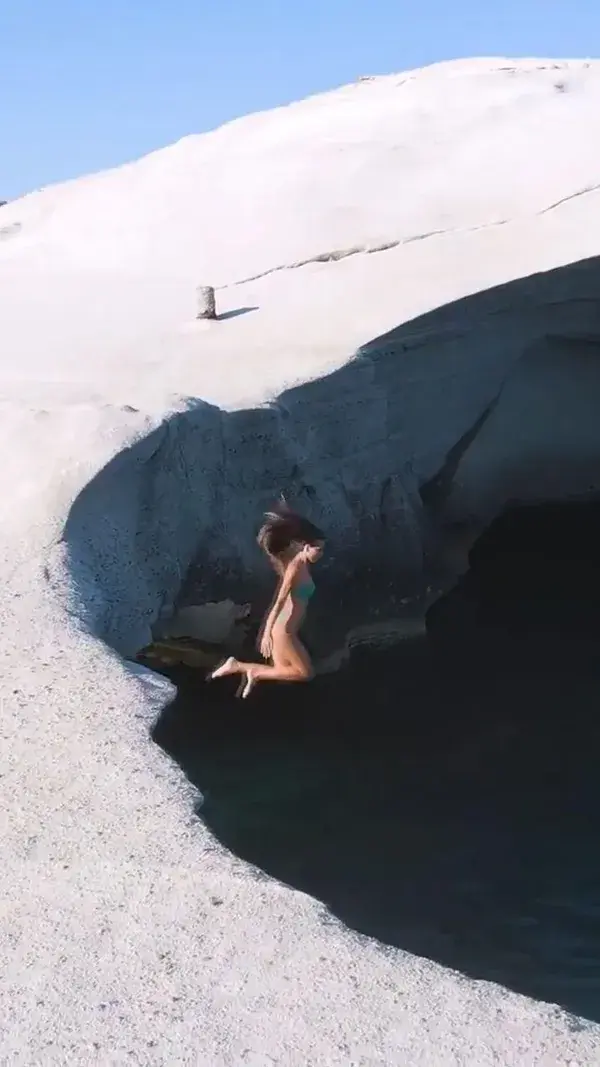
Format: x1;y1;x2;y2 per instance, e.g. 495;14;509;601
153;501;600;1024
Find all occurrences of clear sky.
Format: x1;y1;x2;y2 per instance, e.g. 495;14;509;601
2;0;598;200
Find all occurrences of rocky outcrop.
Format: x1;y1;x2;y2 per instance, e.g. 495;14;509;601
62;254;600;663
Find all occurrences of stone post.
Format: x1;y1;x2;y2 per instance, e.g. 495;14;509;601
196;285;217;320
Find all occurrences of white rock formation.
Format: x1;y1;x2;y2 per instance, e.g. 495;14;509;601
1;58;600;1064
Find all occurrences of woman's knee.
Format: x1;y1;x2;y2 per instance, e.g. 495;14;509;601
293;662;313;682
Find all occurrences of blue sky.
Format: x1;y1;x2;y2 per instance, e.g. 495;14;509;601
2;0;598;199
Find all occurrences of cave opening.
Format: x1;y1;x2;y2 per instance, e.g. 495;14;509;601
152;498;600;1023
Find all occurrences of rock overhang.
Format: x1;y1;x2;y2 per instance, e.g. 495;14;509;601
61;255;600;667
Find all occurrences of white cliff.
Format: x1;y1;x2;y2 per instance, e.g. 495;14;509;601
1;57;600;1064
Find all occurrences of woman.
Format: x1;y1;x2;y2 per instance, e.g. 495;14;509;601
208;503;325;699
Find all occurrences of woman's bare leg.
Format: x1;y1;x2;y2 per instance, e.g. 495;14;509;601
240;630;312;696
209;655;310;684
208;631;312;697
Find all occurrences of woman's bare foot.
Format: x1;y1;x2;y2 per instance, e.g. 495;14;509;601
208;656;238;680
241;669;258;699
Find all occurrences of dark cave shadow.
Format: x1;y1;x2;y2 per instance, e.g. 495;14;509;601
153;501;600;1025
216;305;258;321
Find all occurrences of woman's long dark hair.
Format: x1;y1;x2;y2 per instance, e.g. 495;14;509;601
257;497;324;566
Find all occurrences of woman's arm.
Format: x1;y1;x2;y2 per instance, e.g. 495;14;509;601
264;557;300;631
258;558;302;658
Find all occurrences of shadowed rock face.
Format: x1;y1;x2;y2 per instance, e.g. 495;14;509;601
64;255;600;660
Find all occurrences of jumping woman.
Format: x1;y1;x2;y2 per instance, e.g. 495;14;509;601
208;503;325;699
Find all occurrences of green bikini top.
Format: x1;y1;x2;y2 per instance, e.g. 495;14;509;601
294;579;315;602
